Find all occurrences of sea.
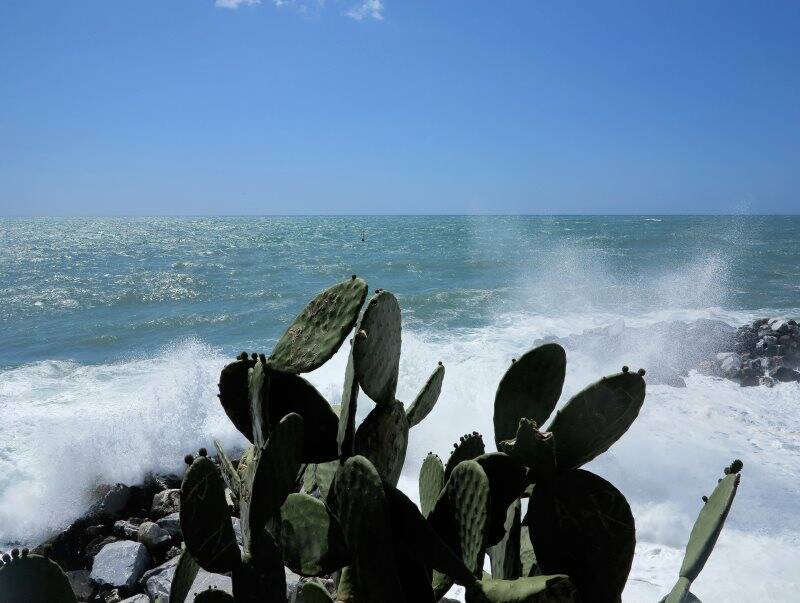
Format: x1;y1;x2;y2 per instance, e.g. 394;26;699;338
1;216;799;601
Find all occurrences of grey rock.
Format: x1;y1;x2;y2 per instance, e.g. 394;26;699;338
66;569;94;601
119;596;150;603
114;520;141;540
86;535;119;560
770;366;800;383
95;484;131;518
138;521;171;552
90;540;152;589
102;589;123;603
156;512;181;538
151;489;180;519
144;554;233;601
717;353;742;377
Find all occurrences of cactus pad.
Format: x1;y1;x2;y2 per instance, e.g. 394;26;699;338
547;370;645;469
180;456;241;573
530;468;635;603
267;371;339;463
218;356;257;442
334;455;404;603
169;551;200;603
213;439;242;499
473;453;528;547
242;413;304;544
193;588;234;602
279;493;349;577
269;277;368;374
406;362;446;428
337;345;359;459
444;432;486;483
466;575;578;603
352;290;402;404
419;452;445;518
493;344;566;447
429;459;491;574
488;500;522;580
354;399;409;486
679;470;740;582
0;553;77;603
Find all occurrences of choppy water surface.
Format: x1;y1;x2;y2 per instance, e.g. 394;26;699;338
1;216;799;601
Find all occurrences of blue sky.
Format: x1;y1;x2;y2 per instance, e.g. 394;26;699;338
1;1;798;215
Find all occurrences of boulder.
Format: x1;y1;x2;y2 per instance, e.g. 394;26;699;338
66;569;94;601
90;540;152;589
138;521;171;552
119;596;150;603
114;519;142;540
143;555;233;601
770;366;800;383
151;489;180;519
86;535;119;560
156;512;181;538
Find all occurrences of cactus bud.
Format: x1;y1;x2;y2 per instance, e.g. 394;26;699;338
11;548;19;559
2;554;10;563
702;495;708;502
251;352;258;360
637;368;646;376
198;447;208;457
21;548;28;557
259;353;267;364
237;352;248;360
184;454;194;465
351;274;357;280
438;360;443;366
511;358;516;363
622;365;629;373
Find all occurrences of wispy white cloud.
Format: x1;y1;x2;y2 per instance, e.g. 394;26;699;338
272;0;326;15
215;0;261;8
346;0;384;21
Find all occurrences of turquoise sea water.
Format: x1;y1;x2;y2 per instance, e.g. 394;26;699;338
1;216;799;601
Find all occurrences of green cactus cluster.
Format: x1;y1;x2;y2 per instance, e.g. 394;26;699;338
1;277;744;603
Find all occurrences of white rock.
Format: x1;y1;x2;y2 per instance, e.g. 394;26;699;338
156;512;182;538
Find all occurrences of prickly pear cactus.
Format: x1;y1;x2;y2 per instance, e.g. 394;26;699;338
529;469;635;603
488;499;522;580
218;354;258;442
419;452;445;518
193;587;235;602
353;399;409;486
352;290;402;404
266;371;339;463
547;369;646;469
0;550;77;603
169;551;200;603
337;344;359;459
493;344;566;447
662;461;743;603
429;459;491;574
406;362;445;427
443;432;486;483
498;419;555;479
334;455;403;603
279;493;349;577
180;456;240;573
473;453;528;548
466;575;578;603
269;276;368;374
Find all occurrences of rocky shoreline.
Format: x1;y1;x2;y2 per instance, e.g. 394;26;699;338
541;316;800;388
24;457;336;603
